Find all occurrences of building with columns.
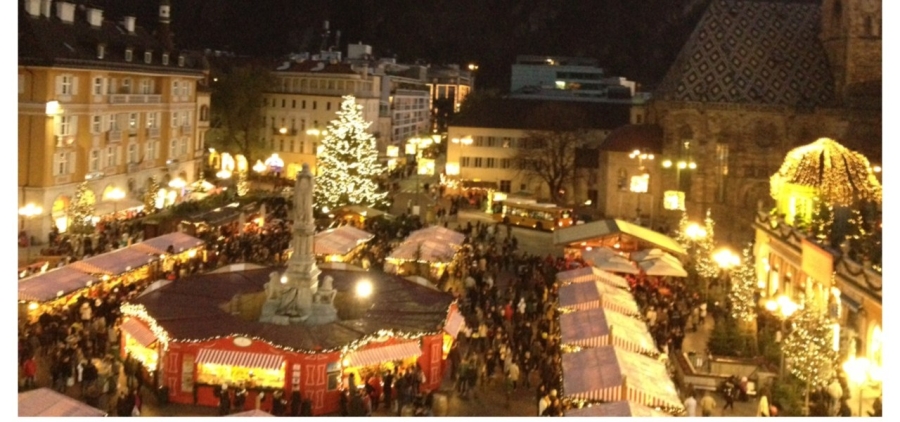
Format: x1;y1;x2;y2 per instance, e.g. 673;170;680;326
18;0;208;242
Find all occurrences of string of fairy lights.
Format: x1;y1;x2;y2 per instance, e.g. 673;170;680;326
781;307;839;388
727;245;758;322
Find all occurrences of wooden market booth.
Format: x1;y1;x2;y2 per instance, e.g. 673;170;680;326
123;266;458;415
313;225;375;263
553;219;686;260
384;226;466;280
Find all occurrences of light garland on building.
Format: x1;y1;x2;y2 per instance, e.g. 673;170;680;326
770;138;882;206
314;95;388;210
121;303;171;352
782;307;839;387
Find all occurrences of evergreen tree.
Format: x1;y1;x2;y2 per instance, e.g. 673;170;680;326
728;246;758;323
144;177;160;213
67;181;95;235
314;95;388;210
695;209;718;279
236;170;249;197
675;210;690;249
782;308;839;404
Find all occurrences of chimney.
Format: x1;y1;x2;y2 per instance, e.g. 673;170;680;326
123;15;136;33
55;1;75;23
24;0;41;17
40;0;51;18
86;7;102;27
158;0;173;51
334;30;341;50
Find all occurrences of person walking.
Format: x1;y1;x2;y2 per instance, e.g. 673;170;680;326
684;393;698;417
757;393;771;417
699;391;716;417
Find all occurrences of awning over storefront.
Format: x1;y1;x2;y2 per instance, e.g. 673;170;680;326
134;232;205;255
315;225;375;256
558;281;641;317
344;342;422;368
443;309;466;339
560;307;657;356
19;388;107;416
564;400;672;417
554;219;686;257
18;267;97;302
387;239;457;264
72;247;158;275
562;346;683;413
196;348;284;371
556;267;631;290
120;317;158;347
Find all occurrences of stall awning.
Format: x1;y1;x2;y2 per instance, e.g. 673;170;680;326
558;281;641;317
560;307;657;356
196;349;284;371
71;247;158;275
315;225;375;256
19;388;107;417
18;266;97;302
554;219;686;256
121;318;158;347
344;342;422;368
556;266;631;289
134;232;205;255
564;400;672;417
444;309;466;339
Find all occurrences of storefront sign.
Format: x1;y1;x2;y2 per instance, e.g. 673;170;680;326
664;190;685;210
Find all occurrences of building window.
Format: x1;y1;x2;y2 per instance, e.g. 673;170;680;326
473;157;483;168
486;157;496;168
122;78;132;94
501;158;511;169
128;113;139;131
180;139;188;156
282;99;286;108
89;149;100;172
487;137;498;147
292;100;296;108
106;146;116;168
312;101;317;110
125;48;133;62
500;180;511;193
289;140;295;152
280;139;285;151
93;77;104;95
145;141;155;161
502;137;512;148
473;136;485;147
60;75;74;95
461;157;471;167
617;168;629;191
128;144;138;163
173;81;180;97
169;139;178;158
140;79;151;94
178;55;185;67
147;112;156;128
91;115;102;134
302;100;306;109
162;53;169;65
326;102;331;111
58;115;74;136
144;51;152;63
54;152;68;176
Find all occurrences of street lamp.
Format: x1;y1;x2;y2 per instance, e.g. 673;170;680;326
356;279;373;298
19;203;43;266
105;187;126;216
766;295;799;379
685;223;707;241
843;357;872;417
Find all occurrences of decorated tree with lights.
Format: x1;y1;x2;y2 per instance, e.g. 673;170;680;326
144;177;160;213
314;95;388;210
782;307;839;409
67;181;96;235
236;170;249;197
674;210;691;248
727;245;759;355
695;209;719;279
808;197;834;244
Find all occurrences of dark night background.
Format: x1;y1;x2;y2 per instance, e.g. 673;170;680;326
96;0;714;91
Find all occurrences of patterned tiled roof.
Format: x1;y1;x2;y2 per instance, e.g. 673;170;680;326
655;0;835;107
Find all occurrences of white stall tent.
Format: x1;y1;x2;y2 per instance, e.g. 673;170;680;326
556;266;631;289
557;281;641;318
19;388;107;416
314;225;375;256
564;400;672;417
561;346;684;414
559;307;657;356
639;259;688;277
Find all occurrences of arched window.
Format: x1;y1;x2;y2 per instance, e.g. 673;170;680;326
617;168;629;191
199;105;209;121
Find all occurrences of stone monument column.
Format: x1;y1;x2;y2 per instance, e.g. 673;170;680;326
284;163;321;315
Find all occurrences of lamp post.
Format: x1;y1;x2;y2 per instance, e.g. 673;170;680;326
662;159;697;195
843;357;872;417
713;248;740;299
765;295;798;379
19;203;43;266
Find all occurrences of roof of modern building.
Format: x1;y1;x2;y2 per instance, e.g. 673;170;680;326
130;267;454;353
273;60;359;75
655;0;835;108
450;98;631;131
18;5;206;74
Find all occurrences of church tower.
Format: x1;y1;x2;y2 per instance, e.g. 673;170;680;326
820;0;882;104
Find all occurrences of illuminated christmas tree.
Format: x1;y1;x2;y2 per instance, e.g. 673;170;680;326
728;246;758;323
236;170;249;197
782;307;839;403
695;209;719;279
675;211;690;248
67;181;95;235
314;95;388;210
809;197;834;244
144;177;160;213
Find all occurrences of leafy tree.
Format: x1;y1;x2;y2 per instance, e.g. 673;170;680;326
209;63;276;163
314;95;388;210
727;245;759;356
67;181;95;235
782;308;839;408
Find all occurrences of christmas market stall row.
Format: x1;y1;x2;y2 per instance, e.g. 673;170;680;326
17;232;206;322
384;226;466;280
120;265;461;415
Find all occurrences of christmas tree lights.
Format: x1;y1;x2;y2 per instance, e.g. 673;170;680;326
727;246;758;322
144;177;160;213
770;138;882;206
67;181;96;235
695;209;718;279
782;307;838;388
314;95;388;210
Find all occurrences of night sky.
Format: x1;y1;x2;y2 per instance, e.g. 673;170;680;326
100;0;711;90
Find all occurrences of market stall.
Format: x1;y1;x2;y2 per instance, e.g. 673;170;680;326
384;238;459;279
638;259;687;277
556;266;631;290
334;205;393;227
554;219;686;258
564;400;672;417
581;249;640;275
18;388;107;417
561;346;684;415
557;281;641;318
406;226;466;245
18;266;99;322
314;225;374;263
559;307;658;356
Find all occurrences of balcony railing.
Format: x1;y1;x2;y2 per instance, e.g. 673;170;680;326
108;94;163;104
146;127;160;138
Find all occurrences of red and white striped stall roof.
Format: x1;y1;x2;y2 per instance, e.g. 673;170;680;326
558;281;640;317
120;318;158;348
196;348;284;371
560;307;657;356
343;342;422;368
